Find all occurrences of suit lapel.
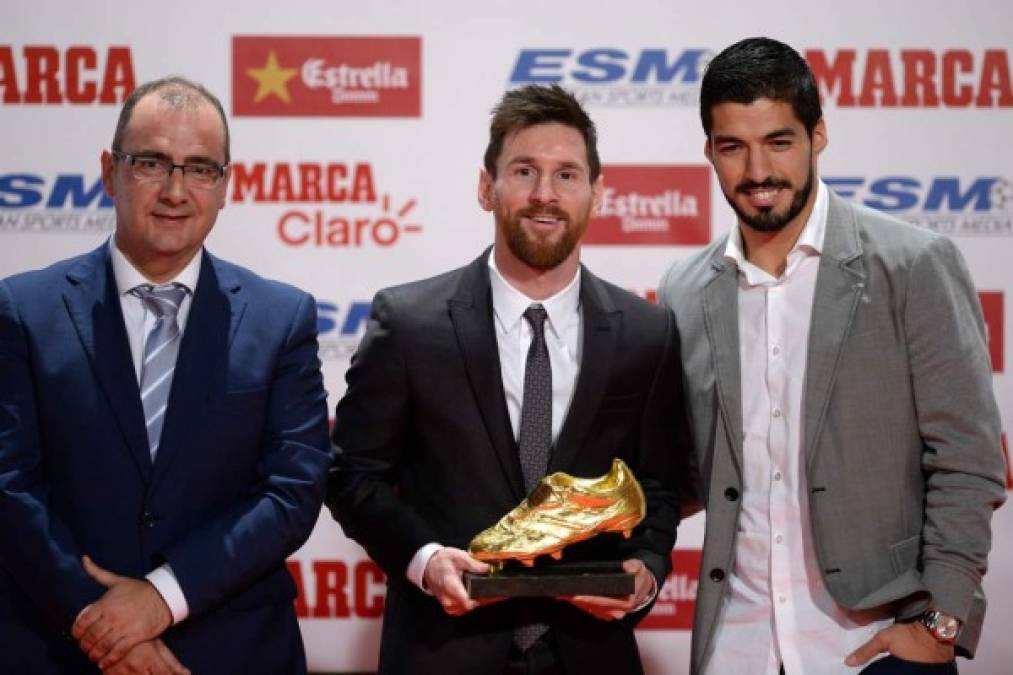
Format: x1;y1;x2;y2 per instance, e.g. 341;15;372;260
448;250;526;500
63;245;152;480
803;193;865;466
150;252;242;488
548;267;617;473
702;248;745;477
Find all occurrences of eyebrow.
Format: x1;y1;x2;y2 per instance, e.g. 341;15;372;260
127;149;222;165
507;156;585;171
712;127;797;144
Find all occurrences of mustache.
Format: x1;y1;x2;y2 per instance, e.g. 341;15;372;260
736;178;792;193
518;206;568;220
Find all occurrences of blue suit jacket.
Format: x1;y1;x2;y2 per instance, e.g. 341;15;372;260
0;244;333;673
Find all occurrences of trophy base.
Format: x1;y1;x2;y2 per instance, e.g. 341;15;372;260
465;561;634;598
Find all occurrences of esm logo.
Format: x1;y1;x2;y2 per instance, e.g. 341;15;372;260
0;172;114;234
316;299;370;361
825;176;1013;236
508;48;712;107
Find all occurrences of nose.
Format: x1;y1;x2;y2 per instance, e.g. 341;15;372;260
744;147;773;184
159;166;188;204
529;173;559;205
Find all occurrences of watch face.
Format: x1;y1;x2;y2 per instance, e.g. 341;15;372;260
937;616;960;640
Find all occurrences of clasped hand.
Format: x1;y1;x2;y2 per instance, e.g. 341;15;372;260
71;556;188;674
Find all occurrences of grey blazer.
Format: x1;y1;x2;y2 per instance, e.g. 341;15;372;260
659;189;1006;673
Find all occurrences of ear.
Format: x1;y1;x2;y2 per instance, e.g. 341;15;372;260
100;150;116;197
477;168;495;212
703;137;713;164
590;173;604;217
218;165;232;210
811;118;828;156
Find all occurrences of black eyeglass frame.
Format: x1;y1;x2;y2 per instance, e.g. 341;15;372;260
110;150;228;187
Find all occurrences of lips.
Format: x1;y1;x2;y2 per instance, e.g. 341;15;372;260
151;213;190;223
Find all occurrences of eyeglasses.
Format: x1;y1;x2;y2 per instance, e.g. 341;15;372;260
111;151;227;190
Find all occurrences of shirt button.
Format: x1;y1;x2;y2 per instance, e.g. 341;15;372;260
775;534;784;544
772;409;782;418
709;568;725;582
772;346;780;356
141;512;158;528
778;595;787;604
773;472;782;481
724;487;739;501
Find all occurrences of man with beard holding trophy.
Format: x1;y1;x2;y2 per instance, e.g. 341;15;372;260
327;84;689;675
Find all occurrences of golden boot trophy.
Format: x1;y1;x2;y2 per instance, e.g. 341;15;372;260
469;458;645;570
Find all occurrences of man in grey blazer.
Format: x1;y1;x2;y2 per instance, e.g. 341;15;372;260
659;38;1006;675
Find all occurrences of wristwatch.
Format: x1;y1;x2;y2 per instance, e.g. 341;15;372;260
919;609;962;644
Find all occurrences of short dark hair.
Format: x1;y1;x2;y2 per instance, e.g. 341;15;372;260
700;37;822;138
484;84;600;182
111;76;231;164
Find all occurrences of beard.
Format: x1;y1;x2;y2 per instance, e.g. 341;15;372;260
498;204;589;270
725;164;815;233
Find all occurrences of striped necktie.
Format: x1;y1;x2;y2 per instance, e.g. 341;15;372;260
130;283;188;460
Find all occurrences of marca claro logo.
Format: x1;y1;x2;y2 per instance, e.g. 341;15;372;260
233;36;421;117
508;48;712;107
826;175;1013;236
287;558;385;619
979;291;1004;373
317;298;371;361
231;161;422;249
0;44;135;104
805;49;1013;108
0;172;114;233
639;548;700;630
586;166;710;245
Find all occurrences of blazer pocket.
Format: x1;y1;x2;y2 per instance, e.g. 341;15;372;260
889;534;922;574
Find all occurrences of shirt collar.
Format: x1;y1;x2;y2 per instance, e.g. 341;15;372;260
109;236;202;296
488;249;581;338
723;179;829;284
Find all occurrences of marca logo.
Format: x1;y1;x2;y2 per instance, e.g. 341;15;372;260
979;292;1004;373
231;161;423;249
509;48;712;107
639;548;700;630
826;176;1013;236
233;36;420;117
805;49;1013;108
586;166;710;245
316;298;371;361
0;45;135;104
288;558;385;619
0;172;114;233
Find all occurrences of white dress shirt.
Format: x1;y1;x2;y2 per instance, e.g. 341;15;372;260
109;236;200;625
405;250;583;588
703;182;892;675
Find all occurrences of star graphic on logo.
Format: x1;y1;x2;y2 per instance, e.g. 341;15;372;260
246;50;297;103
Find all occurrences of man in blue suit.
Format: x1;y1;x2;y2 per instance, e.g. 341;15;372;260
0;76;332;674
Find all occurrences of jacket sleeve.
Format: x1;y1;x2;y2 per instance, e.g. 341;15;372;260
0;280;105;630
900;235;1006;654
617;308;693;609
161;291;333;617
325;290;442;579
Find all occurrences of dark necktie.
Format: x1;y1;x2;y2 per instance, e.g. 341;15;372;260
514;304;552;651
130;283;188;460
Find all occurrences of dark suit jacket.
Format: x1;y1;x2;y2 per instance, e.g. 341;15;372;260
327;249;690;674
0;243;333;674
